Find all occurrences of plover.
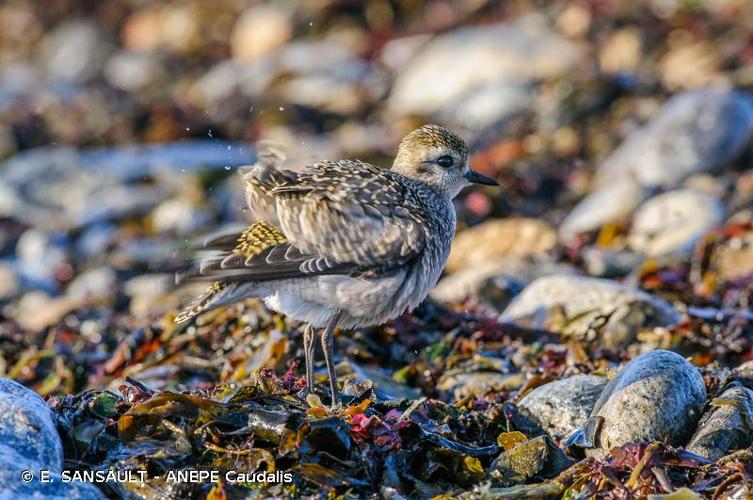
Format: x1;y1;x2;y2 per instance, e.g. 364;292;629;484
176;124;498;408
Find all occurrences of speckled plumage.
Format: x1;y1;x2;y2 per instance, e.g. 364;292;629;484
176;124;497;407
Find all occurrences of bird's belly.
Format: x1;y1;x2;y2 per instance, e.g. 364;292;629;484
263;271;419;329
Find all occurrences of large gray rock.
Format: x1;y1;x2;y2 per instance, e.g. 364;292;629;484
573;350;707;456
517;375;608;439
0;378;63;471
560;89;753;238
500;275;680;348
594;89;753;190
0;378;104;498
686;383;753;460
388;15;580;117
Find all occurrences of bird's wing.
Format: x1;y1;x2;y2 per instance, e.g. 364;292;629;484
180;221;359;284
249;160;428;269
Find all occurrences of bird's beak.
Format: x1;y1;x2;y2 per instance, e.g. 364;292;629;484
465;169;499;186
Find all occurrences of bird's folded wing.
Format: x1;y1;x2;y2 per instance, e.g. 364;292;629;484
266;160;428;268
180;221;359;283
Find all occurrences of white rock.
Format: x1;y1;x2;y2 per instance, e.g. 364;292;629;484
502;275;679;324
501;275;679;347
66;267;118;299
559;178;647;239
40;20;108;83
104;51;158;91
628;189;724;257
440;82;533;130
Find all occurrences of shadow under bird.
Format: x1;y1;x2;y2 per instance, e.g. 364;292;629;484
176;124;498;409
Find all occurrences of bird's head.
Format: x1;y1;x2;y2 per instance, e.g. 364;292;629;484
392;124;498;198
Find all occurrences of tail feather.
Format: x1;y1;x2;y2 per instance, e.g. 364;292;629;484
175;281;230;324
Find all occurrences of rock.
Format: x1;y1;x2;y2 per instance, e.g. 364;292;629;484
40;19;108;83
490;436;571;486
15;229;67;292
439;82;533;130
560;89;753;238
573;350;707;456
437;371;525;400
270;42;386;115
686;383;753;460
231;4;293;62
711;230;753;281
446;218;557;273
660;40;720;91
0;261;19;300
431;256;576;306
103;51;158;91
150;198;208;233
0;378;63;471
580;247;644;278
76;223;118;258
0;378;103;498
66;267;118;300
628;189;724;257
732;360;753;390
599;28;641;75
517;375;608;439
0;141;254;231
559;178;647;239
124;274;175;318
388;15;580;116
379;34;432;71
594;89;753;190
500;275;680;348
197;40;386;114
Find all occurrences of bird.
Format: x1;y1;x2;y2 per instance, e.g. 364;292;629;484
175;124;498;408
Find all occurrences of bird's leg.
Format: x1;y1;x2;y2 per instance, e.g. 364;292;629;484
302;323;315;393
321;310;343;410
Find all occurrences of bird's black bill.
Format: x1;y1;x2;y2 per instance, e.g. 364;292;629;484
465;169;499;186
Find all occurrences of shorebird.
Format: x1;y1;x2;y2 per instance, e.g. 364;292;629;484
176;125;498;408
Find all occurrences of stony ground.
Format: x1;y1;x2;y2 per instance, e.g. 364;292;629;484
3;1;753;498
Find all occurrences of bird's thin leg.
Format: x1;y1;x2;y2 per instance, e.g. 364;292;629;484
302;323;315;393
321;310;343;410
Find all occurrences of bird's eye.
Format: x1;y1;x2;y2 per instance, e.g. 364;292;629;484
436;156;454;168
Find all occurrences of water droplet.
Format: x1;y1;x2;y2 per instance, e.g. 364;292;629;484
185;127;190;132
278;106;285;111
309;21;313;26
207;130;213;138
181;168;186;173
227;145;231;150
224;165;231;171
